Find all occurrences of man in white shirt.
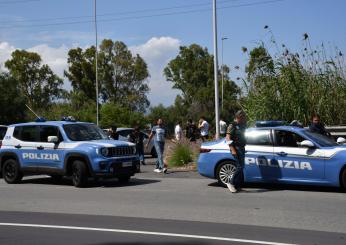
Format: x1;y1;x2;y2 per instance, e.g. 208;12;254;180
198;116;209;142
219;118;227;137
175;121;183;141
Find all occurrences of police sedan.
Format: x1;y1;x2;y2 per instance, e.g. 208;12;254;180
198;126;346;189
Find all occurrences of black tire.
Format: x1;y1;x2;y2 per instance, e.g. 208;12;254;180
135;162;140;173
341;168;346;191
2;159;23;184
216;161;237;187
72;160;88;188
151;147;157;158
118;175;131;184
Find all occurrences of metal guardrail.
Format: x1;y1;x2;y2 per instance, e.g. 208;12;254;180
326;126;346;139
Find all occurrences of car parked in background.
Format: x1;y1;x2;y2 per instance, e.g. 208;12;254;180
104;128;157;157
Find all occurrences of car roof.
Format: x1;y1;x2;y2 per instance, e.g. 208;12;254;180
9;121;94;127
116;127;133;131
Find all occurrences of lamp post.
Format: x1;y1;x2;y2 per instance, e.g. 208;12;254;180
213;0;220;139
94;0;99;125
221;37;228;112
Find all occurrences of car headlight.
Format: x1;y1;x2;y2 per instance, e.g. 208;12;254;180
98;147;109;157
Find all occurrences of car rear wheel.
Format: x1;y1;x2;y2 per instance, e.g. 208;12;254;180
216;161;236;187
341;168;346;191
72;160;88;188
2;159;22;184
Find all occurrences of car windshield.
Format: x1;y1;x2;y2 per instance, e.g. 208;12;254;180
303;130;338;147
63;124;108;141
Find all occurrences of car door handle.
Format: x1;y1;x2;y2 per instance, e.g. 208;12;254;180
37;146;44;150
15;144;21;149
276;151;287;156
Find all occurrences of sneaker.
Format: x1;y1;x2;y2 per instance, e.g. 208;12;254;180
153;168;160;173
163;168;167;173
226;183;238;193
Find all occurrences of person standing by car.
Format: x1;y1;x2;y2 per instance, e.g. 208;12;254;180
198;116;209;142
147;118;167;173
128;126;146;165
225;110;247;193
109;126;119;140
175;121;183;141
186;119;197;142
219;118;227;138
309;114;331;137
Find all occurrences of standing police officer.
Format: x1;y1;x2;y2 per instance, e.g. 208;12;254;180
225;110;247;193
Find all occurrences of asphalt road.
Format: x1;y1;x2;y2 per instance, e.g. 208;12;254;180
0;158;345;244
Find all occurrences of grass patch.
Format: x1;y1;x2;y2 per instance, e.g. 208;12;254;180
167;141;194;167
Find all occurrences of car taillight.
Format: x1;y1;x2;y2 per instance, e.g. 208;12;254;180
200;148;211;153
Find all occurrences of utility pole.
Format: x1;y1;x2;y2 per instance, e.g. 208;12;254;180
213;0;220;139
94;0;99;125
221;37;228;112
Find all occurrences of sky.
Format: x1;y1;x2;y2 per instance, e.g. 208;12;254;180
0;0;345;107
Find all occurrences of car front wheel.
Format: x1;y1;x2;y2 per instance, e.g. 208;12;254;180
216;161;237;187
2;159;22;184
72;160;88;188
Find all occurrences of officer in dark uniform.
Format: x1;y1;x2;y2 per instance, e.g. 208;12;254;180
225;110;247;193
309;114;331;137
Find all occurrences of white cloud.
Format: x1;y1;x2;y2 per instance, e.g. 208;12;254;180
27;44;68;80
0;42;16;70
130;37;181;107
1;36;182;107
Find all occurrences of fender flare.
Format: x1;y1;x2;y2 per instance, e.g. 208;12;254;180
0;152;20;171
64;153;94;177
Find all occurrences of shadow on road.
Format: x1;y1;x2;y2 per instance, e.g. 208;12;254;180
20;177;161;188
208;181;344;193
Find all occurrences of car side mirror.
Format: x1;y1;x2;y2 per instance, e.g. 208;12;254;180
48;136;59;144
300;140;315;148
337;137;346;145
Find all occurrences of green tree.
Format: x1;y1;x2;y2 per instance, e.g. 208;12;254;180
164;44;240;123
64;47;97;101
5;50;64;111
0;72;26;124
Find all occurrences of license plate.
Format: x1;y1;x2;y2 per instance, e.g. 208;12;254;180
122;161;133;167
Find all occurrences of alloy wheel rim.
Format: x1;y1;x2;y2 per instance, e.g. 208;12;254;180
5;163;15;179
219;163;236;185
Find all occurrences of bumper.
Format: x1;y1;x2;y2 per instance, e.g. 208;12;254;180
93;158;139;178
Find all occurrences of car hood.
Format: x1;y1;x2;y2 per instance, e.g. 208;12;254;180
71;140;135;148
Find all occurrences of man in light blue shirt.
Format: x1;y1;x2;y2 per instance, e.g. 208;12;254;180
147;118;167;173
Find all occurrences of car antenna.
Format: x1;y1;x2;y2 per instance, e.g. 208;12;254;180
25;104;46;122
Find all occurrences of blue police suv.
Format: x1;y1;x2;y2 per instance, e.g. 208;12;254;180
0;120;139;187
198;125;346;189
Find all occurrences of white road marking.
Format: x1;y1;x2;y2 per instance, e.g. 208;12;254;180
0;222;297;245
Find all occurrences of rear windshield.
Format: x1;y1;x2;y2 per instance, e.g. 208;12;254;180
0;126;7;140
63;124;108;141
303;130;338;147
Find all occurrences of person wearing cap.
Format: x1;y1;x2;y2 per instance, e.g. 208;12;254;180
225;110;247;193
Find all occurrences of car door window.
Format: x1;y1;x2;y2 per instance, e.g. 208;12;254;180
39;126;63;142
245;130;272;145
14;126;39;142
274;130;305;147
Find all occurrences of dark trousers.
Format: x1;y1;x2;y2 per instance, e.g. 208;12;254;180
230;146;245;187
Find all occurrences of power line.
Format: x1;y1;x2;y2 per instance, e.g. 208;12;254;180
0;0;237;24
0;0;40;5
0;0;286;30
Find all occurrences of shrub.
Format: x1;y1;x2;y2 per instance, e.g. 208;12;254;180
167;140;194;167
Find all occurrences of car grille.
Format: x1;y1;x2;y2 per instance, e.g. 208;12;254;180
108;146;134;157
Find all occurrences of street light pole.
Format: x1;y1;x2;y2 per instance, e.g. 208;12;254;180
94;0;99;126
221;37;228;112
213;0;220;140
